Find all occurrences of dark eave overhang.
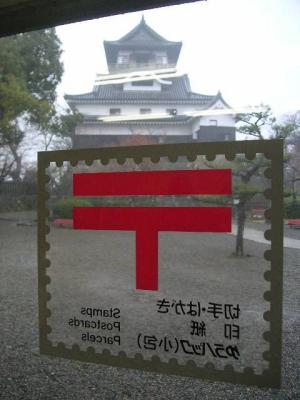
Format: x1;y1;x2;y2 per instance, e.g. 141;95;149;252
82;115;194;126
65;97;212;106
0;0;206;38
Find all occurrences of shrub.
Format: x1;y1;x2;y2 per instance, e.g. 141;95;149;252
284;202;300;219
52;198;92;219
191;194;231;205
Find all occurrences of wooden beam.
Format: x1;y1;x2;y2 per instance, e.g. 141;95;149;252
0;0;205;37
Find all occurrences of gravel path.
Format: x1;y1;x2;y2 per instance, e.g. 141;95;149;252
0;212;299;400
231;224;300;249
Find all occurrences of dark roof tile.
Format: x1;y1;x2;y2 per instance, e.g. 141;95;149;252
106;16;180;46
65;75;215;105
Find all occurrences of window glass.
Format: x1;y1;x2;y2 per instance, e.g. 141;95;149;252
0;0;299;397
109;108;121;115
140;108;152;114
166;108;177;115
132;80;154;86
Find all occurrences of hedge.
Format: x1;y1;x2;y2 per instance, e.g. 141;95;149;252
52;198;92;219
284;202;300;219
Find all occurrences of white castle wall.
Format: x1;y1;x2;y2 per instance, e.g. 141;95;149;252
200;114;235;127
75;103;235;127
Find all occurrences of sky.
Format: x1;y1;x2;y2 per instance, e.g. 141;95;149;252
56;0;300;117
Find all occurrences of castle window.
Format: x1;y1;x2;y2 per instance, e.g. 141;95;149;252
117;55;129;64
109;108;121;115
132;80;154;87
156;55;168;65
140;108;151;114
166;108;177;116
135;53;150;64
209;119;218;126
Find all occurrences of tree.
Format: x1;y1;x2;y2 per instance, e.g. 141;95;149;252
233;105;295;256
280;112;300;205
232;155;269;256
0;28;63;181
55;109;83;149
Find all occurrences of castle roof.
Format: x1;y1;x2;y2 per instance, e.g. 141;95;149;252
65;75;216;106
104;16;182;65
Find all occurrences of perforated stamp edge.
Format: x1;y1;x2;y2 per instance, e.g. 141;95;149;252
37;140;283;388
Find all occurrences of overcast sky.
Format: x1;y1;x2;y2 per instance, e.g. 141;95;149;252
56;0;300;117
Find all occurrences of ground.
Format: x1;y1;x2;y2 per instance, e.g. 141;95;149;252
0;211;299;400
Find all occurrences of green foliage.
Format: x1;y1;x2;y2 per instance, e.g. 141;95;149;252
235;105;275;139
0;36;23;78
233;182;263;196
55;110;84;147
272;122;297;141
191;194;230;205
0;29;63;119
52;198;92;219
0;75;37;144
18;30;63;102
284;202;300;219
0;29;63;102
0;29;63;180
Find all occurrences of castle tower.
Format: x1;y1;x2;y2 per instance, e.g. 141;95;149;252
65;17;236;148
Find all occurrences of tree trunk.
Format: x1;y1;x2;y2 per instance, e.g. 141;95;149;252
291;170;297;205
235;200;246;256
8;145;22;181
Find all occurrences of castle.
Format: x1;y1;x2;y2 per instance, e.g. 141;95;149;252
65;17;235;148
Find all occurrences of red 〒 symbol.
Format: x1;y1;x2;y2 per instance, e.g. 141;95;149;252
73;170;232;291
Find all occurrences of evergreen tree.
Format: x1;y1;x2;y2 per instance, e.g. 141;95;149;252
234;106;295;255
0;28;63;181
